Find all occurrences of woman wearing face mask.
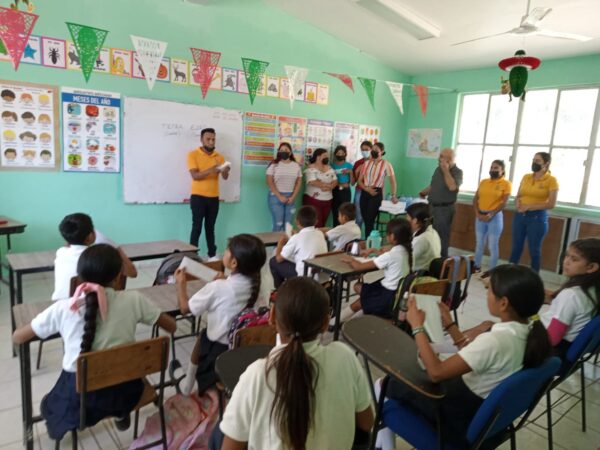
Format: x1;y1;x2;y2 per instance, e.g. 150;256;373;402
472;160;512;277
330;145;355;226
353;141;373;229
357;142;398;238
266;142;302;231
509;152;559;272
303;148;338;227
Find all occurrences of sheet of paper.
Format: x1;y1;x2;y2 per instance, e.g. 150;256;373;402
218;160;231;171
285;222;293;238
414;294;446;344
178;256;218;282
379;200;406;214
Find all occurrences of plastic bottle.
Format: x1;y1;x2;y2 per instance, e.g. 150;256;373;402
366;229;382;250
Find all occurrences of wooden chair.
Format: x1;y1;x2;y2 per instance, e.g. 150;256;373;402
55;336;170;450
410;279;449;297
232;324;277;349
437;255;474;324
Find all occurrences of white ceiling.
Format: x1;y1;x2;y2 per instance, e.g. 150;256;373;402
265;0;600;75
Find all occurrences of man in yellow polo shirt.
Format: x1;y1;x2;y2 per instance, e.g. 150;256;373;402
187;128;230;258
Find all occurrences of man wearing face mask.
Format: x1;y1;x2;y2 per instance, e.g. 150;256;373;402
331;145;355;226
187;128;230;259
353;141;372;229
419;148;463;258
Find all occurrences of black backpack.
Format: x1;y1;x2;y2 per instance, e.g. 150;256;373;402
153;250;203;285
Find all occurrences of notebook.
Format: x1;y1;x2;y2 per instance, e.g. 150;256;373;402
413;294;446;344
178;256;219;282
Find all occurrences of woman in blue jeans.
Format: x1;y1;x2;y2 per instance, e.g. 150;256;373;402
509;152;559;272
266;142;302;231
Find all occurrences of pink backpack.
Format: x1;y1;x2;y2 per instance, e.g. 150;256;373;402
129;389;219;450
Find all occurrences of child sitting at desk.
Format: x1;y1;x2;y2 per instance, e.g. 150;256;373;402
52;213;137;300
339;218;412;322
325;202;362;251
12;244;176;440
405;202;441;272
269;205;328;288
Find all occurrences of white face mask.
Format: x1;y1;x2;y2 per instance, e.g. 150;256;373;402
361;151;370;158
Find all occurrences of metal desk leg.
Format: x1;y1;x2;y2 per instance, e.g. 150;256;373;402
19;341;34;450
10;268;16;357
17;271;23;306
333;274;343;341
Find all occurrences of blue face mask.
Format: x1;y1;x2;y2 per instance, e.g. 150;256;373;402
361;151;370;158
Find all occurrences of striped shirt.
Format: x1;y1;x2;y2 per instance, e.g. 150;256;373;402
266;161;302;193
361;159;394;188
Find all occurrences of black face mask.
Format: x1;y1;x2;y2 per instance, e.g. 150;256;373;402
203;146;215;153
371;150;379;159
278;152;290;160
335;154;345;162
531;162;542;173
321;157;329;165
489;171;500;179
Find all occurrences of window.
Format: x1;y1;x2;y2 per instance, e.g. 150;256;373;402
456;87;600;207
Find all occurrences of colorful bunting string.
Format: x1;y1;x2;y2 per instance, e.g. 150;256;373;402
284;65;308;109
324;72;354;92
242;57;269;104
191;48;221;99
66;23;108;82
386;81;404;115
358;77;376;110
413;84;429;117
0;6;38;70
131;35;168;91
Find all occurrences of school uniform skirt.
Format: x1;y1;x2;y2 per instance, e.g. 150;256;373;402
41;370;143;440
361;280;396;318
196;329;229;394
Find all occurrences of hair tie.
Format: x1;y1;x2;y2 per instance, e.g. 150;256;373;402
529;314;540;322
69;282;109;321
291;331;302;340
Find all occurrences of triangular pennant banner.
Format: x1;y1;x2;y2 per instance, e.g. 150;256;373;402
0;7;38;70
190;48;222;99
130;35;168;91
66;23;108;82
358;77;377;109
413;84;429;117
324;72;354;92
0;38;7;56
284;65;308;109
241;57;269;104
386;81;404;115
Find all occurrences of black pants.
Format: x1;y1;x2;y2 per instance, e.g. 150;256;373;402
190;194;219;257
332;187;352;226
431;204;455;258
360;189;383;238
269;256;297;288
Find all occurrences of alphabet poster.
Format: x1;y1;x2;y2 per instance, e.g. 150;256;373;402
62;87;121;172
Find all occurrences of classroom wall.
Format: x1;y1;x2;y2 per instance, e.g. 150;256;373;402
0;0;409;254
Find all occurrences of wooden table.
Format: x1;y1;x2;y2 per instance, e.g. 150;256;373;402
215;345;272;395
253;231;285;247
303;252;379;340
0;216;27;287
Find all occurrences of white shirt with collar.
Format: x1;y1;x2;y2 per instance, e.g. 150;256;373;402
220;340;372;450
412;225;442;271
326;220;362;251
541;286;596;342
188;273;253;344
458;321;529;398
373;245;410;291
280;226;328;276
52;245;88;301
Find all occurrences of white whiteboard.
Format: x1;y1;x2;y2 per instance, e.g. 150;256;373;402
123;97;243;203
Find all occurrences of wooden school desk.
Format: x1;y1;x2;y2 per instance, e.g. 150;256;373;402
12;279;204;450
215;345;272;394
253;231;285;247
0;216;27;287
303;252;379;340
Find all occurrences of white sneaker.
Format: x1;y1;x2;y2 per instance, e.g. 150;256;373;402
207;255;221;262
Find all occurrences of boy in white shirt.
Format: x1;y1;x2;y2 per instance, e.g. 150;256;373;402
326;202;362;251
269;205;328;288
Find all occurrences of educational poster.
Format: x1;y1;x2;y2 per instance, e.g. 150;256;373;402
279;78;290;101
0;81;59;171
358;124;381;147
243;111;277;166
256;75;266;97
62;87;121;173
278;115;307;164
110;48;132;77
21;35;42;65
333;122;359;162
317;84;329;105
132;52;144;79
42;37;67;69
237;70;249;94
222;68;237;91
266;76;279;98
294;83;304;102
170;58;189;85
156;57;170;82
66;41;81;70
210;66;222;90
306;119;334;162
407;128;442;159
92;48;110;74
304;82;318;103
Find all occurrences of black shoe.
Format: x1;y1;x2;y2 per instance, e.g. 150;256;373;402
114;414;131;431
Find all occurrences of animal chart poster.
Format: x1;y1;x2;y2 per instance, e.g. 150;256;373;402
407;128;442;159
0;80;60;171
62;87;121;173
306;119;334;161
333;122;359;162
278;115;307;164
243;112;277;165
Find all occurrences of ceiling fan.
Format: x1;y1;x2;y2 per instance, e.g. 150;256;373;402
452;0;593;46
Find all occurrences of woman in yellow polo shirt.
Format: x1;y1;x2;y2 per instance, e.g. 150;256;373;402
509;152;559;272
473;160;512;276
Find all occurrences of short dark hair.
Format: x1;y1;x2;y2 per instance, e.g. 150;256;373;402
296;205;317;228
201;128;215;138
40;150;51;157
536;152;551;165
59;213;94;245
338;202;356;220
373;142;385;153
334;145;347;156
4;148;16;155
360;140;372;149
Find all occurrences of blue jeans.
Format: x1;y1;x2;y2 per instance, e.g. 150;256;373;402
474;211;503;269
268;191;295;232
509;210;549;272
354;189;364;227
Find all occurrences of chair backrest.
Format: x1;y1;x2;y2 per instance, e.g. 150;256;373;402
233;324;277;349
410;279;449;297
343;238;363;253
76;336;169;393
563;315;600;374
466;357;561;445
69;274;127;296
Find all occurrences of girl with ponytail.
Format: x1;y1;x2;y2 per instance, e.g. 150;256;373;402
220;277;374;450
12;244;176;441
405;201;441;271
175;234;266;395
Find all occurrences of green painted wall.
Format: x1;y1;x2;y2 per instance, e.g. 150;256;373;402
0;0;409;254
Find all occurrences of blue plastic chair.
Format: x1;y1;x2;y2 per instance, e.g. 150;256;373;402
381;357;561;450
545;315;600;450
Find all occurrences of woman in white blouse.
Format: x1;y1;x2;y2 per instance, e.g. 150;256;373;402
266;142;302;231
303;148;338;227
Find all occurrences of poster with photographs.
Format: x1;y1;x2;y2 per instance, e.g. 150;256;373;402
62;87;121;173
0;80;59;171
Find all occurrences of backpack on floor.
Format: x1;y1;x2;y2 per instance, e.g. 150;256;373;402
153;250;203;285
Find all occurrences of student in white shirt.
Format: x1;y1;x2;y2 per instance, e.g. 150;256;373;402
377;264;551;449
219;277;374;450
326;202;362;251
339;218;412;321
270;205;328;288
12;244;176;441
175;234;266;394
405;202;441;272
52;213;137;300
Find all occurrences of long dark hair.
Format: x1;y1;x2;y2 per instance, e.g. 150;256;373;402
489;265;551;368
309;148;328;165
405;202;432;237
553;238;600;316
387;218;413;270
268;142;296;167
76;244;122;353
228;234;266;308
267;277;329;450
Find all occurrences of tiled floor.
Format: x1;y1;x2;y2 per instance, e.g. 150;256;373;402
0;256;599;449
